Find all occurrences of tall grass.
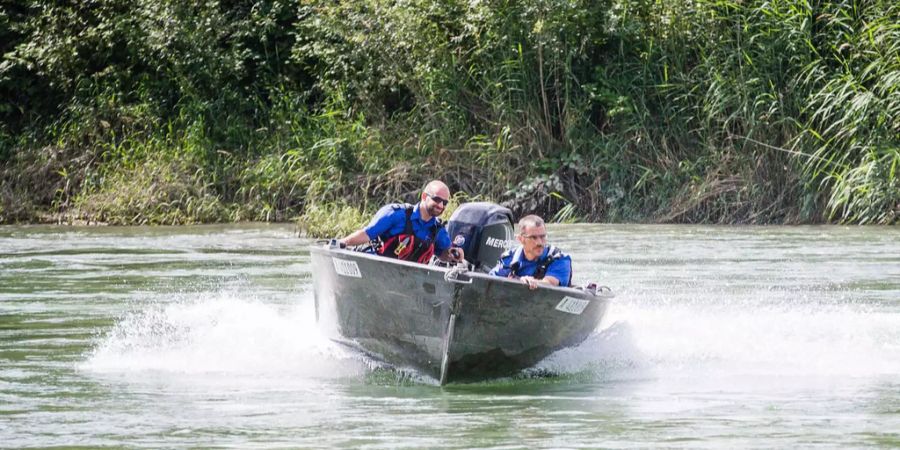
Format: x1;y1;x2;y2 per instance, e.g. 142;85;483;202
795;1;900;223
296;191;474;238
1;0;897;225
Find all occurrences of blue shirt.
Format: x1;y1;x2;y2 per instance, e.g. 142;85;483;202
489;245;572;287
365;203;452;254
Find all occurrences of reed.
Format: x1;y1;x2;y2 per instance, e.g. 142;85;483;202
795;0;900;223
1;0;897;225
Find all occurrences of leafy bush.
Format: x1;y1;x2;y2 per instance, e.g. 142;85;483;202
72;156;229;225
296;203;369;239
1;0;897;225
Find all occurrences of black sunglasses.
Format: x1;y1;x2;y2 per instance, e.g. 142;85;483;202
425;192;449;206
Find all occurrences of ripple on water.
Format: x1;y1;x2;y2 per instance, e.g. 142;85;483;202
1;223;898;447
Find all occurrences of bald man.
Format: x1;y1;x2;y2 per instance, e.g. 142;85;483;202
339;180;466;264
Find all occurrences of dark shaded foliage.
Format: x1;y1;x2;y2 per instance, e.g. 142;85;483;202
0;0;896;225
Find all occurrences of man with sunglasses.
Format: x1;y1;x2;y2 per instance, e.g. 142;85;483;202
339;180;466;264
489;215;572;289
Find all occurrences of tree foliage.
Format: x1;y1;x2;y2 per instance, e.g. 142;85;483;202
1;0;897;225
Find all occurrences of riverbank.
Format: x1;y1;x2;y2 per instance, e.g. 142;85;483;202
2;1;897;226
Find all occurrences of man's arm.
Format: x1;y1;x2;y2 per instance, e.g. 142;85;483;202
434;228;465;262
438;247;465;262
538;254;571;288
520;275;559;290
521;254;570;289
489;249;516;277
340;229;371;247
488;262;505;277
339;204;398;247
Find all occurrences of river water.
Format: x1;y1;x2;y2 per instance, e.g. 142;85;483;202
1;223;898;447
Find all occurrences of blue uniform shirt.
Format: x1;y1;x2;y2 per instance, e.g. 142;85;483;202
489;245;572;287
365;203;452;254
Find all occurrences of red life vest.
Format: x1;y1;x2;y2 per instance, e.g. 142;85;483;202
377;206;441;264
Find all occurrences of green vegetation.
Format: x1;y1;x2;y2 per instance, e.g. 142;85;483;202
296;191;471;237
1;0;897;226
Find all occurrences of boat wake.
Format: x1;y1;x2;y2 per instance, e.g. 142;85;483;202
536;296;900;382
82;289;900;385
82;290;373;380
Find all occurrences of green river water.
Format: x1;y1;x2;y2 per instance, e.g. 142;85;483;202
1;223;898;448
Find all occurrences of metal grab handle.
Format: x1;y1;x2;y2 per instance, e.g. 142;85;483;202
580;282;612;296
444;266;472;284
326;238;347;249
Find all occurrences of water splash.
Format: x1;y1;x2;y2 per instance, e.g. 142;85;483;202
539;296;900;380
83;289;900;384
82;291;370;379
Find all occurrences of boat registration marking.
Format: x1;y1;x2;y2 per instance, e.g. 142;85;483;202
555;297;590;315
332;258;362;278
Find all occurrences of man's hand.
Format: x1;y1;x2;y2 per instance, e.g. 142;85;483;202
340;229;370;247
521;276;540;290
446;247;465;263
520;274;560;289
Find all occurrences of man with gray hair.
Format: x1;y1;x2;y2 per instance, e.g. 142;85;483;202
488;214;572;289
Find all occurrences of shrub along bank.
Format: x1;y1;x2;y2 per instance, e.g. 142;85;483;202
1;0;897;227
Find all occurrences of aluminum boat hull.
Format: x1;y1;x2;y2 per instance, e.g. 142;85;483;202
311;245;612;384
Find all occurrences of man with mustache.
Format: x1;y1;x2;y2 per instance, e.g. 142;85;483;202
489;215;572;289
339;180;465;264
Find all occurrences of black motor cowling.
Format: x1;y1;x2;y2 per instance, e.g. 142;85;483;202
446;202;515;272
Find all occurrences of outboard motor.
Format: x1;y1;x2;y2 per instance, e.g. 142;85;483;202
446;202;515;272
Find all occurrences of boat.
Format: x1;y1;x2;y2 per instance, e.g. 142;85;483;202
310;202;613;384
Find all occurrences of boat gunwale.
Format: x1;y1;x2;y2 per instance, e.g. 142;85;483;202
309;244;614;299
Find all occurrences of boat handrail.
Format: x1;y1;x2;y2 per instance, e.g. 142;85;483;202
312;243;613;298
443;264;473;284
